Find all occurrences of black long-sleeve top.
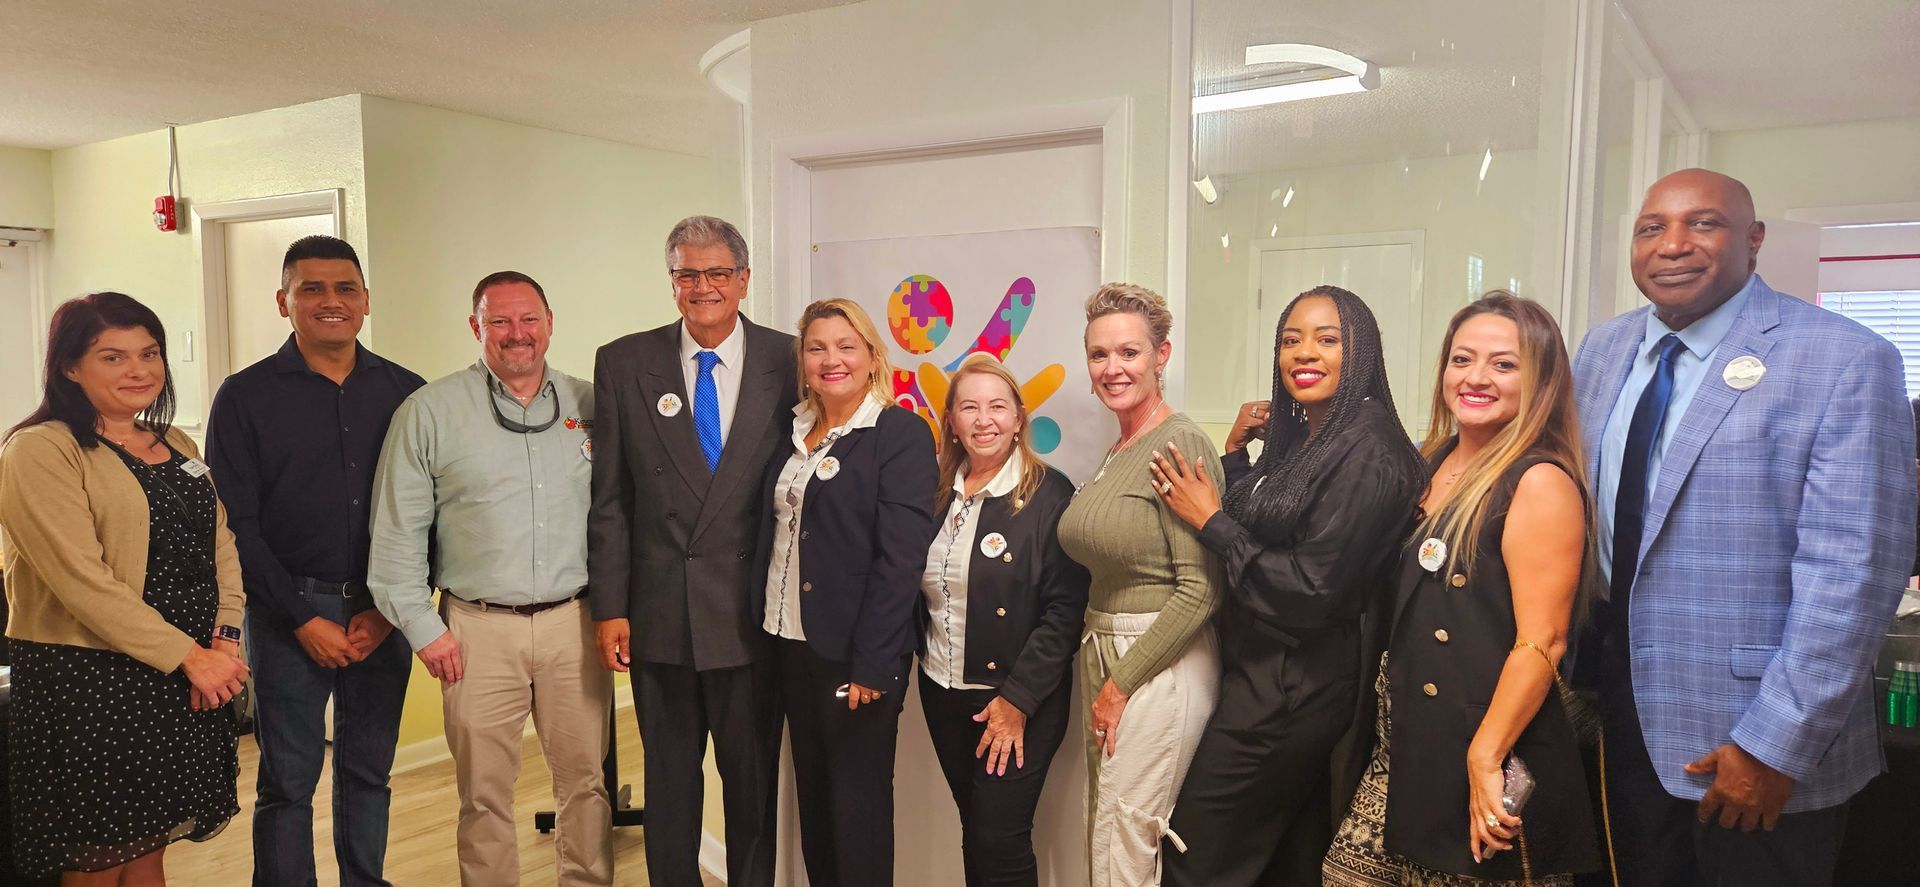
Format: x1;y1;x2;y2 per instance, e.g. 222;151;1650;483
1196;399;1420;636
206;336;424;630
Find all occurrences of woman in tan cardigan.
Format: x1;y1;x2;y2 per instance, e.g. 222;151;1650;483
0;292;248;886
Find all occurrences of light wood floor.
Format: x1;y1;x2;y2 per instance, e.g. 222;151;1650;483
166;724;703;886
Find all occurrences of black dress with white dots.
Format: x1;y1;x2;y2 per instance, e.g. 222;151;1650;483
7;445;239;876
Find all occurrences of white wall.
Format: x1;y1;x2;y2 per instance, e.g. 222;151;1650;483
1186;148;1543;428
1708;116;1920;216
748;0;1176;304
0;145;54;229
359;96;717;384
47;95;369;424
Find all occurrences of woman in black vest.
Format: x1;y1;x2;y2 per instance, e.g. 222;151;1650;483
1324;292;1601;885
918;355;1088;886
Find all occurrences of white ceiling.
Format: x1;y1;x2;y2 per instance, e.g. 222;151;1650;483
1619;0;1920;132
1193;0;1920;177
0;0;859;153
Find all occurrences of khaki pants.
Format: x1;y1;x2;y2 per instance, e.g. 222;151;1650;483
443;595;613;886
1081;609;1220;887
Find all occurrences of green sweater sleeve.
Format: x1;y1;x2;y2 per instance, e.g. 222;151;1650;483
1108;423;1224;694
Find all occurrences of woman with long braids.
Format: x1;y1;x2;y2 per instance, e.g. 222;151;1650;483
1056;283;1223;886
1322;292;1599;886
1150;285;1424;885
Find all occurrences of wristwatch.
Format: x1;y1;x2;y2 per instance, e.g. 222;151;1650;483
215;625;242;643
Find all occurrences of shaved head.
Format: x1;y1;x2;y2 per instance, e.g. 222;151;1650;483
1630;168;1766;330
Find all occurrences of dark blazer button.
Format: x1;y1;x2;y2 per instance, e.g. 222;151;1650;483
737;549;749;560
653;466;664;475
801;581;813;592
666;510;678;520
1449;574;1467;588
985;661;998;670
995;607;1007;617
800;530;809;540
687;551;699;560
1434;629;1450;643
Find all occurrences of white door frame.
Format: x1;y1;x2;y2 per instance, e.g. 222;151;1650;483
189;190;344;427
1235;229;1426;424
767;98;1131;330
1;228;51;393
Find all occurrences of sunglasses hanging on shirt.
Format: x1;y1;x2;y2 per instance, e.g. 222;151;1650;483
488;379;560;434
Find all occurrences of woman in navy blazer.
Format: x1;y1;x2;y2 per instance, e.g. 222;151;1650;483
917;355;1088;887
760;298;937;887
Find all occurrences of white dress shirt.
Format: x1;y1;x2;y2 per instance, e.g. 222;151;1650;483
762;394;887;641
921;450;1024;690
680;319;745;446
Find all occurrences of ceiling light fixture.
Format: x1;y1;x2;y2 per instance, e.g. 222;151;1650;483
1193;43;1378;114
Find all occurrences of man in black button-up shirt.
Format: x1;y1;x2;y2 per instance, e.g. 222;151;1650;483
207;235;424;887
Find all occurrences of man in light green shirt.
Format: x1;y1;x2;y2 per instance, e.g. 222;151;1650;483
368;271;612;886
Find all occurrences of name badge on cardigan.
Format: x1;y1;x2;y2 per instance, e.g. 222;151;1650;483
181;458;211;478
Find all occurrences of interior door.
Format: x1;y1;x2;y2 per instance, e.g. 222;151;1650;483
222;213;336;373
0;242;38;431
1254;241;1421;429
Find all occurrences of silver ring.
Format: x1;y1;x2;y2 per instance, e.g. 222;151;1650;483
1157;481;1173;495
1094;728;1107;737
1484;812;1500;829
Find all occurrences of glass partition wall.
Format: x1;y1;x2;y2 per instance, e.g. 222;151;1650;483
1182;0;1699;440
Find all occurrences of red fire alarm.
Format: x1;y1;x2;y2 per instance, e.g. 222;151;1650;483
153;195;177;232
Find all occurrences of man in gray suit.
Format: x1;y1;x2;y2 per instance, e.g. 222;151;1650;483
588;215;795;886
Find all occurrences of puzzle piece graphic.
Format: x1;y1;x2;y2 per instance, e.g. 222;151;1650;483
887;275;953;355
883;274;1066;455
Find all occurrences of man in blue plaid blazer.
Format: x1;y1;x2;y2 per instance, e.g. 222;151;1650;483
1572;169;1916;886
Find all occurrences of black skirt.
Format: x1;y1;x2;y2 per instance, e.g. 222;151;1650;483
7;446;238;875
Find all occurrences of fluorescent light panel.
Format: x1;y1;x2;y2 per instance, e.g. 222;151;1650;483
1194;76;1367;113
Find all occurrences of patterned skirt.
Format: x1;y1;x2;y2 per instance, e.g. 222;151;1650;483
1323;655;1573;887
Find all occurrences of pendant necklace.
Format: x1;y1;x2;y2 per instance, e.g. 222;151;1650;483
1092;401;1167;485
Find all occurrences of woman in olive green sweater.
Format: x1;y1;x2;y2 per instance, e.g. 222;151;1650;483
0;292;248;885
1057;284;1223;886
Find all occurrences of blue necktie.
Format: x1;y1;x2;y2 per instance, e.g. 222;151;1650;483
1610;333;1686;607
694;350;723;473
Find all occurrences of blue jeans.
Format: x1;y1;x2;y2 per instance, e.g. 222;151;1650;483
247;593;411;887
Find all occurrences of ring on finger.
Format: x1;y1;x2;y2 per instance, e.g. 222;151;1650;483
1484;812;1499;829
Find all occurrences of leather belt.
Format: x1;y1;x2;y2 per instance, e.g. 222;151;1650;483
298;576;369;597
469;590;585;616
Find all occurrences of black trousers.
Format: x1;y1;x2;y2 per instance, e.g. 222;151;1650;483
779;638;907;887
1589;663;1846;887
918;671;1073;887
1162;626;1359;887
634;658;780;887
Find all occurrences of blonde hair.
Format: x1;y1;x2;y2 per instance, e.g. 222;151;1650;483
794;298;896;416
1416;292;1590;604
1084;283;1173;347
936;355;1047;515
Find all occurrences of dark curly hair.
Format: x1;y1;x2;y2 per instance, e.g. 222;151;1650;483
1219;285;1423;541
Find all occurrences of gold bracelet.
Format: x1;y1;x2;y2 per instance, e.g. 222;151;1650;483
1513;638;1559;677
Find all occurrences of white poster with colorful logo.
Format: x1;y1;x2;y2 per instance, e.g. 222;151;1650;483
805;226;1109;483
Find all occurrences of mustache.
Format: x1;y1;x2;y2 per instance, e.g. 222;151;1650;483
498;338;536;348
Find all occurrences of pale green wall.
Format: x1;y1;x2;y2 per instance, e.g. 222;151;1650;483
359;96;715;385
47;95;370;425
0;146;54;229
1709;116;1920;216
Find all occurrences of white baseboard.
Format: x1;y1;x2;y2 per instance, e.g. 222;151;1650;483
390;681;635;776
699;829;728;883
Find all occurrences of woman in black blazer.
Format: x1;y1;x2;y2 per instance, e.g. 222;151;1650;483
1323;293;1599;885
760;298;937;887
918;356;1088;887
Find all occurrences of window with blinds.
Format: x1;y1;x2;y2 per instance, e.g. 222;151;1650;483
1820;290;1920;397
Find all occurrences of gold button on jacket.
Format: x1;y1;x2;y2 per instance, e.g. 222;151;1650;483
1422;682;1439;697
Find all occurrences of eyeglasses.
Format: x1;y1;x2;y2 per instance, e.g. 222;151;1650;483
488;379;560;434
670;266;741;288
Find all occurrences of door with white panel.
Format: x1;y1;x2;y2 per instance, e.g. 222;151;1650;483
1251;238;1422;430
0;242;39;430
221;213;336;373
